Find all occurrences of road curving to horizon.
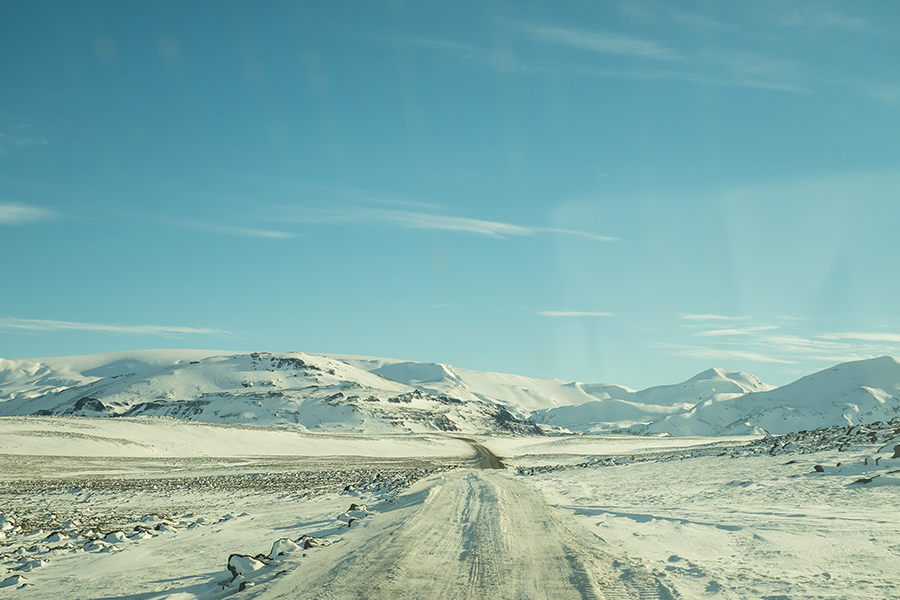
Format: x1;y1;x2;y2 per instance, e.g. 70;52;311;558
254;459;675;599
455;436;506;469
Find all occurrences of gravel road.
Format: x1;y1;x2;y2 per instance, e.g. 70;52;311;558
254;466;674;600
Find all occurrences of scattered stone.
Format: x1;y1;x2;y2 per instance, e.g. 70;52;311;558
44;531;69;543
16;558;48;571
103;531;128;544
82;540;112;552
227;553;268;579
269;538;301;557
0;574;28;588
518;417;900;477
297;535;321;549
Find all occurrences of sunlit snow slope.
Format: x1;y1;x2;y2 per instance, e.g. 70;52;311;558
531;367;773;433
0;351;539;435
1;351;899;436
645;356;900;435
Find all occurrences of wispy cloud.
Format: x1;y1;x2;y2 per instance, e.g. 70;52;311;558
286;207;617;242
698;325;779;337
0;201;54;225
680;314;750;322
704;50;808;92
0;124;49;157
537;310;615;318
327;187;447;212
218;226;295;239
510;23;683;61
411;28;807;93
667;313;900;369
0;317;228;337
768;7;873;32
820;332;900;344
403;38;527;73
170;219;296;239
668;9;734;32
659;344;797;365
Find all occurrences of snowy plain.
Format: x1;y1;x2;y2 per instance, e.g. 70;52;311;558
3;418;899;598
2;351;900;598
516;441;900;599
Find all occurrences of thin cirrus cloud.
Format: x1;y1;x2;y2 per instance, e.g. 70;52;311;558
537;310;615;318
509;22;683;61
819;332;900;343
164;218;296;239
401;38;529;74
680;313;750;322
285;207;617;242
196;223;296;239
657;343;796;364
509;21;804;92
0;317;229;337
408;28;807;93
665;314;900;368
0;201;54;225
768;7;872;31
698;325;780;337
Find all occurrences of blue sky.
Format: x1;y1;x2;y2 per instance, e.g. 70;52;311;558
3;0;900;389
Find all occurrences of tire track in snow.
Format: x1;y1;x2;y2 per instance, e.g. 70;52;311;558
253;469;675;599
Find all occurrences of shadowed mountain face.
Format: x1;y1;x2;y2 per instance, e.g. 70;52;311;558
1;350;899;436
0;351;541;436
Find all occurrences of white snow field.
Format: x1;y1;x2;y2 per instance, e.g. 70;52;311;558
512;429;900;600
2;351;900;598
2;419;899;599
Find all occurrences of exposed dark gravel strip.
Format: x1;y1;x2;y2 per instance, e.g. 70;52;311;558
517;418;900;476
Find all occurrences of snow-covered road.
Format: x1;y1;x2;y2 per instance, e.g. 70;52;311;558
254;469;674;600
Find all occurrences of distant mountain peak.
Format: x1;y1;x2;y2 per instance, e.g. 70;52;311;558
2;350;898;437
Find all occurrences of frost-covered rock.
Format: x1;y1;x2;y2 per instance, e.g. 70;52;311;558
103;531;128;544
17;558;48;571
82;539;112;552
0;574;28;588
44;531;70;543
128;529;154;540
269;538;301;557
227;553;268;579
297;535;324;549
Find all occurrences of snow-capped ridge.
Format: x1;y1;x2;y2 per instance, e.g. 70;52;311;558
2;350;899;437
645;356;900;436
0;350;541;435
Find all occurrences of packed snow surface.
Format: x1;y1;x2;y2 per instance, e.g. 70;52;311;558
3;416;899;598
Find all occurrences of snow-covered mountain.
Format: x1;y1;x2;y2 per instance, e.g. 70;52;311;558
328;354;634;414
645;356;900;436
0;351;540;435
1;350;899;437
530;367;773;433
